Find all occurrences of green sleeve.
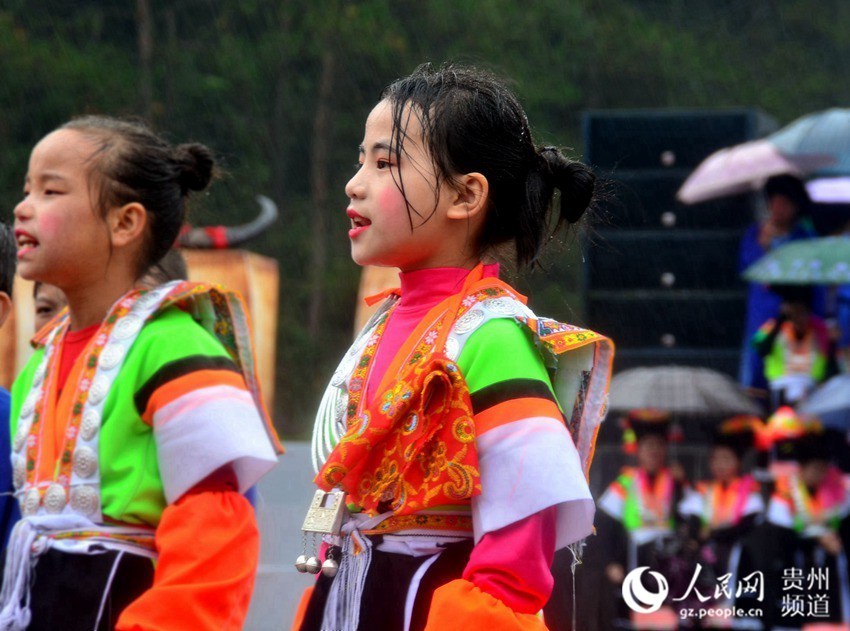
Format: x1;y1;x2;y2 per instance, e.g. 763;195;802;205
10;349;43;438
456;317;554;397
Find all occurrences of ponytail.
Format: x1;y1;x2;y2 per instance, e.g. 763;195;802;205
174;143;215;194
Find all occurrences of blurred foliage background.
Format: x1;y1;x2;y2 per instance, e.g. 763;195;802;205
1;1;849;437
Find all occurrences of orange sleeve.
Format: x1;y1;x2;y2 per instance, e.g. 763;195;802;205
116;490;259;631
424;579;547;631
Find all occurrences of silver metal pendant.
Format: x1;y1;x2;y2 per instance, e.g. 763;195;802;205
305;556;321;575
301;489;348;536
321;557;339;578
295;554;308;573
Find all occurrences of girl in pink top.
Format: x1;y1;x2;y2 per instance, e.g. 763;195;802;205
297;63;613;631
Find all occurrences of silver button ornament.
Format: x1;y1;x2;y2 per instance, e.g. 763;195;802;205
13;421;30;453
70;485;99;516
134;292;161;311
72;447;98;479
112;314;143;341
80;409;101;441
23;488;40;516
43;483;67;514
485;297;519;315
453;309;485;335
32;362;47;387
444;337;460;361
20;391;38;419
98;343;125;371
12;457;25;490
87;375;111;405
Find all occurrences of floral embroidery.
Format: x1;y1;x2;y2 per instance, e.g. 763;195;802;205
318;271;609;518
380;383;413;417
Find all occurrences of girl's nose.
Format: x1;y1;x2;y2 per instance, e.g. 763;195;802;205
345;171;365;200
13;198;31;221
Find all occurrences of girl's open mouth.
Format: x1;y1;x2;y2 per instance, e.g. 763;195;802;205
347;209;371;238
14;230;39;257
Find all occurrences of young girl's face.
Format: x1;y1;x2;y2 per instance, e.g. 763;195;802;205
344;100;464;271
636;435;667;473
14;129;111;289
709;446;740;483
34;283;67;332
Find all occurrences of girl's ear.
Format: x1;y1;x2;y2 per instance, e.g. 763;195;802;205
109;202;148;249
446;172;489;221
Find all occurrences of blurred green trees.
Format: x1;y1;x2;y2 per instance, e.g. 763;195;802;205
1;1;848;436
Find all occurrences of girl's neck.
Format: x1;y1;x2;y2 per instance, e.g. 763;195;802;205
397;267;474;310
63;274;137;331
396;262;500;310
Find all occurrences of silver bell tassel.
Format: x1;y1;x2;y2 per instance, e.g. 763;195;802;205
294;554;308;573
322;557;339;577
305;556;322;574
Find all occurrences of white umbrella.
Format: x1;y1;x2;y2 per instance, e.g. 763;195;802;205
676;139;833;205
609;365;761;416
806;177;850;203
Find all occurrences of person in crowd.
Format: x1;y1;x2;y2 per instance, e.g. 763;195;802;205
759;421;850;629
294;63;613;631
752;285;832;412
32;248;187;336
739;175;819;400
4;115;281;630
32;282;67;333
678;416;764;628
597;410;688;630
0;224;20;555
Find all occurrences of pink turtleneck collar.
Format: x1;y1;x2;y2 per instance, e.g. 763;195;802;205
365;263;499;402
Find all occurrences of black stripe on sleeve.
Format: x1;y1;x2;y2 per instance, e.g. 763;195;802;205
134;355;241;416
469;378;557;415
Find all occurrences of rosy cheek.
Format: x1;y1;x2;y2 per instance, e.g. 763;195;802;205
378;183;407;217
37;213;64;238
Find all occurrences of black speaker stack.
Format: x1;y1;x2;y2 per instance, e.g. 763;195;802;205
583;109;777;377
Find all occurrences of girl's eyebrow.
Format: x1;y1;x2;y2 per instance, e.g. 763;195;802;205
24;172;69;185
358;141;393;155
39;172;69;184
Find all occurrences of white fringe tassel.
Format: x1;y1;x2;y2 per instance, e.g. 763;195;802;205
322;529;373;631
0;514;97;631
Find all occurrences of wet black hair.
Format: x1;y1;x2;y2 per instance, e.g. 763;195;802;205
61;116;215;276
382;63;596;268
0;223;16;297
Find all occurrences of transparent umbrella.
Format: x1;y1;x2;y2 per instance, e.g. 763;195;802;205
770;108;850;178
742;236;850;285
608;365;761;417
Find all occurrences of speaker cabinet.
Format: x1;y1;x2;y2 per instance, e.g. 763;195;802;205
583;109;777;378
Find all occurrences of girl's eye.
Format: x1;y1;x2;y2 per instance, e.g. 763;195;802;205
44;189;61;196
376;159;391;170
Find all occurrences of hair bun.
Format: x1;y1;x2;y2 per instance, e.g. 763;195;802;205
174;143;215;193
539;146;595;223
